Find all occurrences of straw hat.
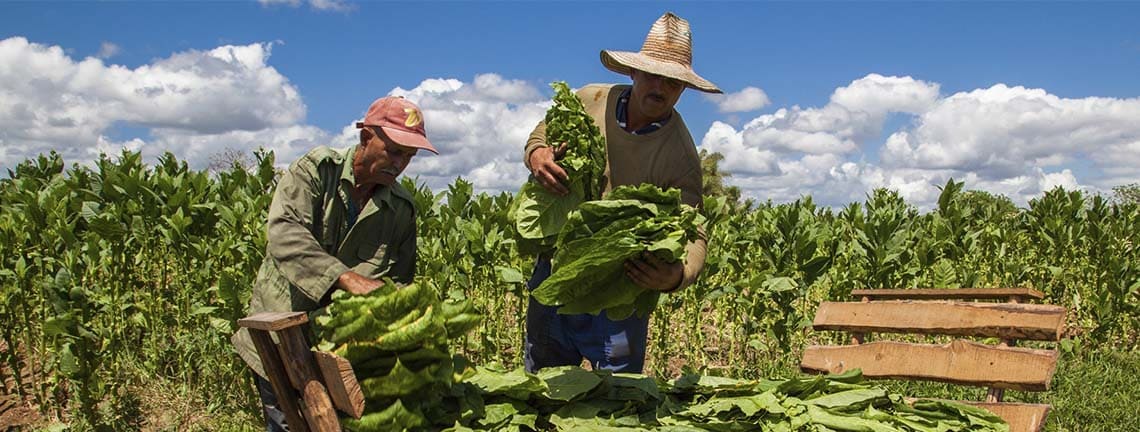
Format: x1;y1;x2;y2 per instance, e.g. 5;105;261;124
600;12;722;94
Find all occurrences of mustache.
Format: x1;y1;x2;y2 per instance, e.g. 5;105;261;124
381;167;400;176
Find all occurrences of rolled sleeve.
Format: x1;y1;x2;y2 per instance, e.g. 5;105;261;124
523;120;549;171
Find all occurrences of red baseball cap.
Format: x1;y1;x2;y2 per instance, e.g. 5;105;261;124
355;96;438;154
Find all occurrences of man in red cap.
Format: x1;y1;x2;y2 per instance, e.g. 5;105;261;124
233;96;436;431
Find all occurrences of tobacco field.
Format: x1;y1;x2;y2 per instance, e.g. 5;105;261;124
0;149;1138;430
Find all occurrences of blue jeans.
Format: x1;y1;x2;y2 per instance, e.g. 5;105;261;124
524;257;650;373
253;372;289;432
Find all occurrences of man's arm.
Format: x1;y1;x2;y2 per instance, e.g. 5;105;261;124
266;160;353;302
524;121;570;196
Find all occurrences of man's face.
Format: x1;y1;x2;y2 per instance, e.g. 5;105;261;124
354;127;418;187
629;69;685;121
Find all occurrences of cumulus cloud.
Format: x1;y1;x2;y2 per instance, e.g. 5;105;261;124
706;87;770;113
390;74;549;193
702;74;1139;208
0;36;547;197
0;36;307;170
706;75;940;164
880;84;1140;179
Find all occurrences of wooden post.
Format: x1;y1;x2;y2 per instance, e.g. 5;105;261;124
851;296;869;345
248;329;310;432
987;295;1022;403
278;326;341;431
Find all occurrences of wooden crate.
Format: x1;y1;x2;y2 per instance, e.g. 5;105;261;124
800;288;1064;432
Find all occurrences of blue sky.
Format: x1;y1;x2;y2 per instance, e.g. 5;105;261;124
2;1;1138;208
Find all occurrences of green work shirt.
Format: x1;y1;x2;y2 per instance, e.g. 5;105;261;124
232;145;417;376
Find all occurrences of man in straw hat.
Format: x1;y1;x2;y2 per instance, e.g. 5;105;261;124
232;96;436;430
522;12;720;373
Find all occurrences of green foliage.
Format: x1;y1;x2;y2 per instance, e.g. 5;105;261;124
0;149;275;429
445;367;1009;431
3;148;1138;429
699;149;742;206
1111;183;1140;205
510;81;607;255
533;184;704;320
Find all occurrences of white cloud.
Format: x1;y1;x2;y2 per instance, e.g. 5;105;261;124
96;42;120;59
308;0;353;12
702;74;1138;209
391;74;549;194
701;121;779;175
146;125;335;169
0;37;305;170
0;36;546;196
714;75;940;163
258;0;354;12
706;87;770;113
881;84;1140;180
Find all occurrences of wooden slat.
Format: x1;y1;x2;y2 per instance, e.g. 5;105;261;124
813;301;1065;341
800;339;1058;391
277;327;340;431
851;288;1044;301
314;351;365;419
968;402;1050;432
238;311;308;331
248;329;310;432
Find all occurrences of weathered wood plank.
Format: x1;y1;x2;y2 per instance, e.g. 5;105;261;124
278;327;340;431
850;288;1044;301
238;311;308;332
314;351;365;419
248;329;310;432
813;301;1065;341
800;340;1058;391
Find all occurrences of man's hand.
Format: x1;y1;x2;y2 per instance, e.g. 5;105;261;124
336;271;384;296
528;144;570;196
624;251;683;293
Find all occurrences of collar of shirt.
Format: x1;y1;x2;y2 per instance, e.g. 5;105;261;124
616;87;669;135
339;145;392;226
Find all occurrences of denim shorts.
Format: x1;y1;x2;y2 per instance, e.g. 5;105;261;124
524;257;650;373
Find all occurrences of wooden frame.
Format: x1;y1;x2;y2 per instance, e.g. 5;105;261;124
801;288;1063;432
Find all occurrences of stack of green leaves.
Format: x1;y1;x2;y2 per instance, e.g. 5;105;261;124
510;81;607;255
313;279;482;431
658;369;1009;431
532;184;704;320
439;367;1008;431
443;365;663;432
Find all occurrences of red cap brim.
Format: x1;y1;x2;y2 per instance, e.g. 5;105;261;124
380;126;438;154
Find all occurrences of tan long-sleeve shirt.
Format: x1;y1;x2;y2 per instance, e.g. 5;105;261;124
525;83;707;290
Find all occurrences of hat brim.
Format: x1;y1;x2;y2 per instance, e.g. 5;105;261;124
601;50;722;94
380;126;438;155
